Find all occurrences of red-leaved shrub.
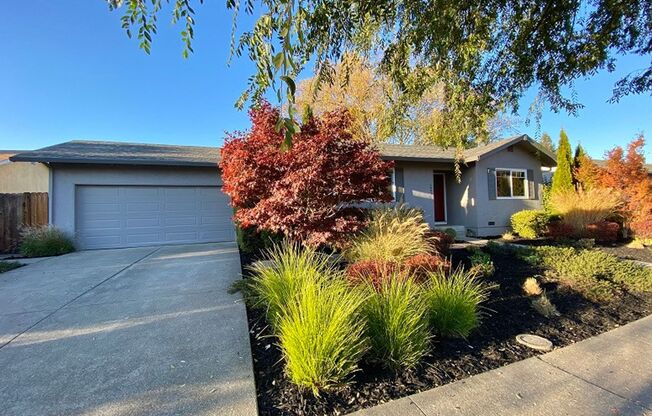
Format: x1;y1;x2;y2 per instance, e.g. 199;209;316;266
220;102;393;248
584;221;620;243
403;253;450;280
426;230;453;255
546;221;576;240
346;260;401;289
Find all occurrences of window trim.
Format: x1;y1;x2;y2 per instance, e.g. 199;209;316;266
495;168;529;200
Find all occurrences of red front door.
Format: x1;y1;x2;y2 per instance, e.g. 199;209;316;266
433;173;446;223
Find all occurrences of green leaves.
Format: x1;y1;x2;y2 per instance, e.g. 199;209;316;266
107;0;652;149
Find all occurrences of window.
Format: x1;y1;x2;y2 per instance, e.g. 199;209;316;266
496;169;528;199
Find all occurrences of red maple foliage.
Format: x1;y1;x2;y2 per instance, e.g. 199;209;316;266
220;102;393;247
597;137;652;238
403;253;450;279
346;260;401;288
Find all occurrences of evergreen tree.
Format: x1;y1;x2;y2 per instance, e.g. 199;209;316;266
573;144;586;187
551;129;574;194
539;132;556;154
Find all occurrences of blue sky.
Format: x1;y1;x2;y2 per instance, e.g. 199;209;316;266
1;1;650;160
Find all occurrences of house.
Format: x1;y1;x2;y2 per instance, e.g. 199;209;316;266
0;150;49;193
379;135;556;237
10;135;555;250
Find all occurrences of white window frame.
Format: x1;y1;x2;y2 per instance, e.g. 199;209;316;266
495;168;529;200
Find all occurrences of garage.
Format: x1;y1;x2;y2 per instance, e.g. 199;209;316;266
75;185;234;249
10;140;237;250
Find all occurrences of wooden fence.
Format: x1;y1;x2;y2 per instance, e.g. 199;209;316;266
0;192;48;253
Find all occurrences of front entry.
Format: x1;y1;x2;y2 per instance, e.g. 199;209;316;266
433;173;447;223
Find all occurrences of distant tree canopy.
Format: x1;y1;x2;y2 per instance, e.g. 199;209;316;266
294;54;515;146
539;133;556;154
108;0;652;148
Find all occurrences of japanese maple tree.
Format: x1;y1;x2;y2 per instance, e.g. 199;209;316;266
579;136;652;238
220;102;393;247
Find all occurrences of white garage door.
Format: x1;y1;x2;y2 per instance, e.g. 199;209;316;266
75;185;235;249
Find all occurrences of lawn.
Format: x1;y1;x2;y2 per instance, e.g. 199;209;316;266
0;260;22;273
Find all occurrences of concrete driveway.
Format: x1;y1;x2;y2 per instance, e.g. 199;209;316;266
0;243;257;416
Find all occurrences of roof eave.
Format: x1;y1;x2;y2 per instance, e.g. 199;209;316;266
9;155;219;168
381;156;457;163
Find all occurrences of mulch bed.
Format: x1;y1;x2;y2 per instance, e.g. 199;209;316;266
240;248;652;416
598;245;652;263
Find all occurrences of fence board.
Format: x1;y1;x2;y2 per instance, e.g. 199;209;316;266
0;192;48;253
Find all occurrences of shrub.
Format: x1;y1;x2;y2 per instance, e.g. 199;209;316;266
220;103;393;248
0;261;22;273
425;230;454;255
549;188;623;234
468;249;495;277
501;231;516;241
363;275;430;370
345;204;431;263
403;253;450;280
236;224;282;255
278;277;368;394
511;210;549;239
346;259;400;288
424;266;489;338
248;242;334;329
585;221;620;243
444;228;457;239
19;226;75;258
546;220;576;240
534;246;652;301
522;277;543;296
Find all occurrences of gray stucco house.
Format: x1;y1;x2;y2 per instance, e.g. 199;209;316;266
10;134;555;250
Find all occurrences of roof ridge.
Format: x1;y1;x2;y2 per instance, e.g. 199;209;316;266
67;139;219;150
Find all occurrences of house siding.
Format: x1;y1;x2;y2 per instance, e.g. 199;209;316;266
50;164;224;237
0;162;49;193
445;165;477;230
394;161;458;228
471;144;544;236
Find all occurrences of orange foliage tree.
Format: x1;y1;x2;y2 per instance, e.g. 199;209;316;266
595;137;652;238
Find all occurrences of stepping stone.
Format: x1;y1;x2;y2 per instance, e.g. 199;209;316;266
516;334;553;352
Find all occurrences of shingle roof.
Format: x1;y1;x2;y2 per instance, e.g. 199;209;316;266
378;134;557;166
10;140;221;167
10;134;557;168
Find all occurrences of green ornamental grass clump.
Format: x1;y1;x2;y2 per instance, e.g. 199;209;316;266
247;241;334;329
363;273;430;370
278;277;368;395
345;204;431;263
425;266;489;338
19;226;75;258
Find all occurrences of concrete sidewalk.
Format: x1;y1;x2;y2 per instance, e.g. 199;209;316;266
353;315;652;416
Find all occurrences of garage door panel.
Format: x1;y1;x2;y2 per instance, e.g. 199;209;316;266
165;216;198;226
77;219;123;230
75;185;234;249
123;187;160;200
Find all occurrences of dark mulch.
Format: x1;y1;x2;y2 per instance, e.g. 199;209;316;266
598;245;652;263
240;248;652;416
